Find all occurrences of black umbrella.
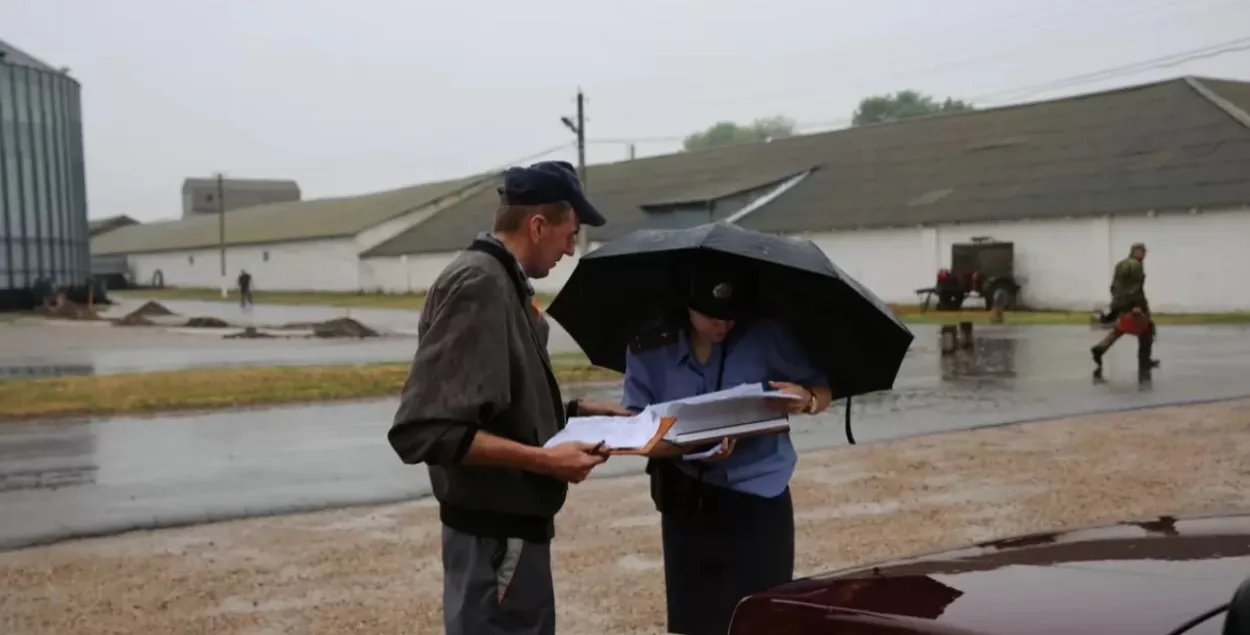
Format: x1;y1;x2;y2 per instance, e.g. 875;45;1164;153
548;221;913;407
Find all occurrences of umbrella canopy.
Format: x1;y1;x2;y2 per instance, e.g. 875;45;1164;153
547;222;913;399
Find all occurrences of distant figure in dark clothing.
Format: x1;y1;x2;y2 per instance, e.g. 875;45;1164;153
237;270;253;308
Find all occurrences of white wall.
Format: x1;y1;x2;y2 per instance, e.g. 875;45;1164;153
128;238;363;292
162;207;1249;311
806;207;1250;312
1110;209;1250;312
361;243;597;295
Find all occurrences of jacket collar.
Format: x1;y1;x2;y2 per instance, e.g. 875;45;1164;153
470;233;535;297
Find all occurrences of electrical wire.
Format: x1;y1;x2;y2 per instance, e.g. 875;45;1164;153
590;0;1242;122
589;36;1250;147
980;35;1250;103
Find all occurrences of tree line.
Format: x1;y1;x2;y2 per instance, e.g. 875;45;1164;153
681;90;975;152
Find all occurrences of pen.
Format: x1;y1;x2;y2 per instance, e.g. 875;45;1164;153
591;441;606;455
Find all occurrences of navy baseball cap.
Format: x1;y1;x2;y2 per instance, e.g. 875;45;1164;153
498;160;605;227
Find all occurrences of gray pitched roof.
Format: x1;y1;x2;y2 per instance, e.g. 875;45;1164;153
738;76;1250;234
363;75;1250;256
92;176;490;255
361;149;814;256
0;38;59;72
88;215;140;238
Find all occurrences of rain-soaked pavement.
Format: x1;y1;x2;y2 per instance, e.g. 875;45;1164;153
1;323;1249;550
0;296;580;377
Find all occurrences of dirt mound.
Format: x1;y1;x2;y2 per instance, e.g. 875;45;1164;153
114;301;176;326
129;301;175;318
33;296;100;321
312;317;379;339
224;326;276;339
184;316;231;328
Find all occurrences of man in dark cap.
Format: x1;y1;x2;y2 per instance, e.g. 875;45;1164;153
1092;242;1158;381
388;160;625;635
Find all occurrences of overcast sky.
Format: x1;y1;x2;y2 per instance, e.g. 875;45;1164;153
3;0;1249;222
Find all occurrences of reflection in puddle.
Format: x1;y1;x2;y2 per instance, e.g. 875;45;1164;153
0;465;98;492
940;338;1017;380
0;363;95;379
0;424;99;492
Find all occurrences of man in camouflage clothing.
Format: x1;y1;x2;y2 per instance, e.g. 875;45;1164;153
1091;242;1158;381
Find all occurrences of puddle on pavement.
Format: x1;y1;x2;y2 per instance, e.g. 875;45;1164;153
0;428;99;492
0;363;95;379
0;466;98;492
939;336;1017;380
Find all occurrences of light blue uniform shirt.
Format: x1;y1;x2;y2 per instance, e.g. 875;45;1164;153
621;319;826;499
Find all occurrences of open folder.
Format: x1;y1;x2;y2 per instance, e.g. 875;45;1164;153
543;383;802;457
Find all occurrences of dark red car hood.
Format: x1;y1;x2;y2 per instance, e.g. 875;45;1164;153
731;511;1250;635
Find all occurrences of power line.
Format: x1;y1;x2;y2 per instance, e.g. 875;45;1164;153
588;36;1250;147
978;35;1250;103
590;0;1241;123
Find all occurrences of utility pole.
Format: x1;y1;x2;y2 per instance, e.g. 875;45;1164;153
628;143;636;160
216;172;227;298
561;89;589;255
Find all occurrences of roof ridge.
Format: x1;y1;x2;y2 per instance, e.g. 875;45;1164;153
383;173;497;224
585;77;1198;173
1182;77;1250;134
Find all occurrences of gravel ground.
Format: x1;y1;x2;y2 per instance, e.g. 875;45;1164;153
3;400;1249;635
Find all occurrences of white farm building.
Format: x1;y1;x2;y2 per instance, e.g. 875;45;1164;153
93;76;1250;312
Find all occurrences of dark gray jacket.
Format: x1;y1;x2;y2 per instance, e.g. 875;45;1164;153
388;240;568;541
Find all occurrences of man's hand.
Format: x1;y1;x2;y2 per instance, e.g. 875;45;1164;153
537;441;608;483
575;399;632;417
767;381;814;414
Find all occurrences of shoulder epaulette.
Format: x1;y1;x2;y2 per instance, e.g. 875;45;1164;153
629;327;678;354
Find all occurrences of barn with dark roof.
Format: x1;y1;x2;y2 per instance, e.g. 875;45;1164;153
362;75;1250;312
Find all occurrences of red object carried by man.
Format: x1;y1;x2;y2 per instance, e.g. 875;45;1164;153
1115;308;1150;336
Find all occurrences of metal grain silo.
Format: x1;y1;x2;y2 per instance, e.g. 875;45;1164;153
0;38;90;309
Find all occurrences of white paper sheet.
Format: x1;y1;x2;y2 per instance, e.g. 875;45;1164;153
542;383;803;451
543;411;660;450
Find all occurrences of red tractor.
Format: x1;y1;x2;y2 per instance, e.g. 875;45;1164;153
929;237;1021;311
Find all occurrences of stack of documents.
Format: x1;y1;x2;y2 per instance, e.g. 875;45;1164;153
544;383;801;455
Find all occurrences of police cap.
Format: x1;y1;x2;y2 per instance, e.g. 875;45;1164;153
685;252;754;320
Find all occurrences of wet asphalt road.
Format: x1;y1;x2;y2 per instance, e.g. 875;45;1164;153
1;323;1248;550
0;297;580;376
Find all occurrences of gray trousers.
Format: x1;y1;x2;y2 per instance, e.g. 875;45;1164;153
442;525;555;635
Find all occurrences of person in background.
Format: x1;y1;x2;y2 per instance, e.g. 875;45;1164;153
621;252;833;635
1091;242;1159;381
237;269;253;308
387;161;628;635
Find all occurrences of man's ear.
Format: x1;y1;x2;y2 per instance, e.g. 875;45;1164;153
526;212;545;240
